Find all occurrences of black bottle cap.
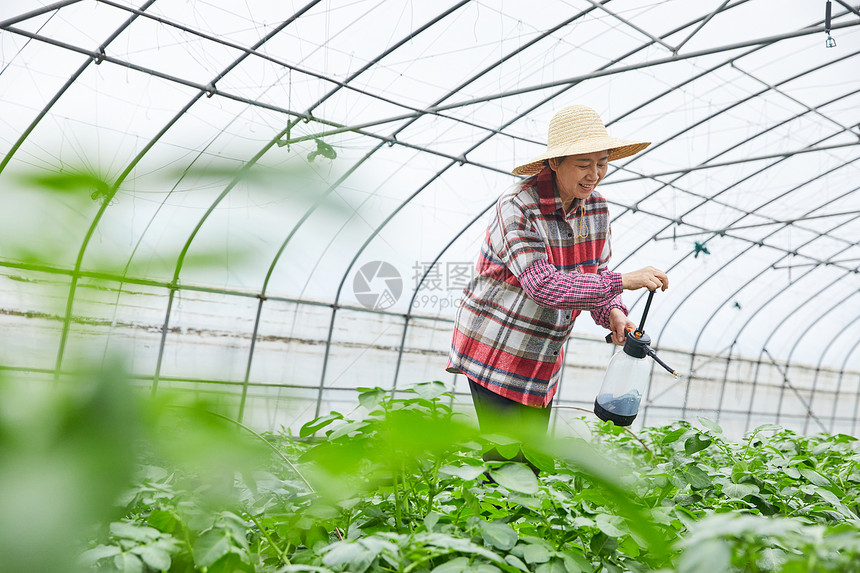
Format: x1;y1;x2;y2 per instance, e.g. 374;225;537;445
622;329;651;358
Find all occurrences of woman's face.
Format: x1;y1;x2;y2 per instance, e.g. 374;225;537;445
550;150;609;202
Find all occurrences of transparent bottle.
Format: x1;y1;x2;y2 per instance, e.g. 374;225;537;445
595;290;678;426
594;330;652;426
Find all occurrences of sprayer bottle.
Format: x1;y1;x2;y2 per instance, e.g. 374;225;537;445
594;290;677;426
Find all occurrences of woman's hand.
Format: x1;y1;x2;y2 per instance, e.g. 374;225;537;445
621;266;668;291
608;308;636;345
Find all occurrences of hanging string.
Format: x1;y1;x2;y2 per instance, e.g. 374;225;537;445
576;203;589;239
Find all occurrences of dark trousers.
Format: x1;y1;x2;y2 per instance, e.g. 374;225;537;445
468;379;552;472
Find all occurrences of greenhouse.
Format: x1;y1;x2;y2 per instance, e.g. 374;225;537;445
1;1;860;572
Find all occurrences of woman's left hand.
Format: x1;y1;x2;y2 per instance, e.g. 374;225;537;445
608;308;635;345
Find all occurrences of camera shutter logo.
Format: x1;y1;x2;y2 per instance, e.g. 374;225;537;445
353;261;402;310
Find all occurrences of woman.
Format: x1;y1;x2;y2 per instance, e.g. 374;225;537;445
447;105;668;444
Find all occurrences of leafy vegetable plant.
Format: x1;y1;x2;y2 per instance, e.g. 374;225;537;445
6;372;857;573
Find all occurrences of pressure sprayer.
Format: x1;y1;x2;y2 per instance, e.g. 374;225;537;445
594;289;678;426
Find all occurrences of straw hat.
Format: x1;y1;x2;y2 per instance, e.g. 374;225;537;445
512;105;650;176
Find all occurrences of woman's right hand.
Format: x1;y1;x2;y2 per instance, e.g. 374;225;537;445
621;266;669;291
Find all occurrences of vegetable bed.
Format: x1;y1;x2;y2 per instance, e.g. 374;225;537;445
82;382;860;573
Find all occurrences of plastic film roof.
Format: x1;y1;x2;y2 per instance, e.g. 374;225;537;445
1;0;860;431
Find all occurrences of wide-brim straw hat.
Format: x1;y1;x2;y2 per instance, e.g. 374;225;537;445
512;105;650;176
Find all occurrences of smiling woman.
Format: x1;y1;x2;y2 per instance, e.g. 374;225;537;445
446;105;669;458
548;151;610;210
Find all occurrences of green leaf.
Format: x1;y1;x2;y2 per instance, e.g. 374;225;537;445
684;434;712;455
322;542;374;572
146;509;178;532
661;427;688;444
439;463;486;481
753;423;782;433
327;420;369;440
522;543;551;564
677;539;731;573
595;514;625;537
358;388;386;411
507;494;541;509
479;520;518;551
684;464;712;490
299;412;344;437
562;551;593;573
618;535;640;558
757;547;787;571
731;461;749;483
131;544;171;571
723;482;759;499
110;522;160;542
206;552;253;573
113;552;144;573
536;558;568;573
494;441;523;460
588;532;617;556
504;554;530;572
697;417;723;434
522;446;556;473
432;556;501;573
413;381;448;400
488;463;539;494
193;529;232;568
798;467;832;487
421;533;504;564
78;544;121;566
815;487;842;507
424;512;440;532
782;466;801;479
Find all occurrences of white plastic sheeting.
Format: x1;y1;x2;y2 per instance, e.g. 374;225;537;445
1;0;859;438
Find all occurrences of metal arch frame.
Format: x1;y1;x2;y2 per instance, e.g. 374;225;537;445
660;151;860;414
90;0;474;125
20;0;328;379
734;245;860;434
775;274;860;429
355;5;860;412
595;42;860;249
0;0;83;28
4;1;500;398
157;0;476;409
689;153;860;415
638;170;860;428
603;51;860;332
1;0;595;409
798;295;860;434
760;257;860;427
422;19;860;114
239;0;616;421
0;27;517;169
625;80;860;371
318;0;765;406
830;328;860;435
309;1;631;416
690;185;860;431
3;0;856;422
625;63;860;425
0;0;158;174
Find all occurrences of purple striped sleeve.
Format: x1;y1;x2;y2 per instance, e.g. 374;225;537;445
519;259;624;314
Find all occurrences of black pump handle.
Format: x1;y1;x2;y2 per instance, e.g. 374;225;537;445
604;289;658;344
637;289;655;333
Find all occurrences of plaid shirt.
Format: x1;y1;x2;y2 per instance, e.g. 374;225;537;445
446;167;627;407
